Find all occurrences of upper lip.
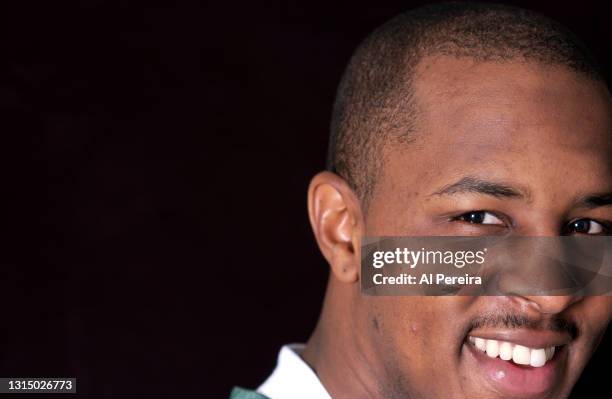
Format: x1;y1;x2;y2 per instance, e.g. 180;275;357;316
467;328;572;349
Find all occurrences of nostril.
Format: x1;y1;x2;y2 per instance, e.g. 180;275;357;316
524;295;582;315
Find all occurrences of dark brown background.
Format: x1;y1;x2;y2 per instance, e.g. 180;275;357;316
0;1;609;398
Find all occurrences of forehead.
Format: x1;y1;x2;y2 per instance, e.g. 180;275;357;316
368;56;612;223
410;55;612;153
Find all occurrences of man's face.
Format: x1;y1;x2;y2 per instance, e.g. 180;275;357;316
360;56;612;399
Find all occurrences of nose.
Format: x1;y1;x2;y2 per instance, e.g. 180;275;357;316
493;233;586;314
522;295;583;315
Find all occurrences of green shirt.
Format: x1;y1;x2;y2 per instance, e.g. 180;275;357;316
229;387;270;399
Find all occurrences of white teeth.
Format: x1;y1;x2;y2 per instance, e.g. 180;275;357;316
499;341;513;361
530;348;547;367
513;345;531;365
486;339;499;358
468;336;557;367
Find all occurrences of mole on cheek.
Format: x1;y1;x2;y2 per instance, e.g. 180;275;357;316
372;317;380;332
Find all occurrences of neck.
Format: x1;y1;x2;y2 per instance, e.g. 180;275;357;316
302;278;383;398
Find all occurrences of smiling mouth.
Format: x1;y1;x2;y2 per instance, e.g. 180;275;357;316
467;336;556;367
463;330;570;398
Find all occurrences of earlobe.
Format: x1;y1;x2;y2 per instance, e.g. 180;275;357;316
307;171;363;283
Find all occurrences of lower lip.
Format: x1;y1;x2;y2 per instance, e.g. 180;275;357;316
464;341;566;398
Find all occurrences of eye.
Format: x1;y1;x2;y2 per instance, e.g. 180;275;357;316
565;219;608;235
456;211;505;226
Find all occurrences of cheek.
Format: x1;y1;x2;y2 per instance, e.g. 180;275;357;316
362;296;479;397
372;297;472;361
575;297;612;339
567;297;612;369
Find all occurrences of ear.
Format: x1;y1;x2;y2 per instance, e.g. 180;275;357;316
307;171;364;283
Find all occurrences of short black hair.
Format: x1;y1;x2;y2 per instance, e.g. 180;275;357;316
327;2;605;210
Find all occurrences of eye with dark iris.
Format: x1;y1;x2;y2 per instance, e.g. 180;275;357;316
565;219;607;235
455;212;610;235
457;211;504;226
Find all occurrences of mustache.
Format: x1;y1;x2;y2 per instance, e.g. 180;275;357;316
467;312;578;339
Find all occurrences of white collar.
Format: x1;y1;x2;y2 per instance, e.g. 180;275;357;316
257;344;332;399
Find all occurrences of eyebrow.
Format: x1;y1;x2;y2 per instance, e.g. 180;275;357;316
431;176;529;199
574;193;612;209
